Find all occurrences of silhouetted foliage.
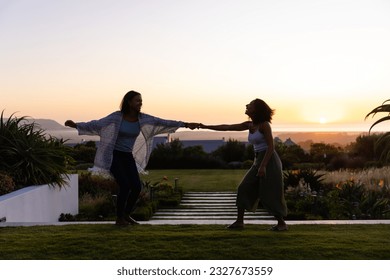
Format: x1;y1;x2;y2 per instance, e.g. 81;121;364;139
148;139;224;169
71;141;96;164
309;143;343;168
0;111;74;189
211;139;247;163
366;100;390;163
348;134;381;161
275;141;308;169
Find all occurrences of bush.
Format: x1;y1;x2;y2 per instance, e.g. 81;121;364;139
70;142;96;164
0;112;74;188
0;172;15;196
132;201;159;221
158;192;182;207
74;174;185;221
78;172;118;197
242;160;254;169
285;178;329;220
286;177;390;220
333;179;390;219
284;169;326;193
75;173;118;220
78;193;116;220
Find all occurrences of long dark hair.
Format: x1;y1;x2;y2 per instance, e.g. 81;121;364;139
251;99;274;124
120;90;141;114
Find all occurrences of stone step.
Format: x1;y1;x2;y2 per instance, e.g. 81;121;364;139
184;192;236;195
150;191;273;222
152;210;269;215
150;216;273;220
181;200;236;203
155;209;267;213
183;195;235;197
181;203;235;206
180;206;237;209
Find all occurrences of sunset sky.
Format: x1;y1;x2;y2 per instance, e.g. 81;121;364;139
1;0;390;132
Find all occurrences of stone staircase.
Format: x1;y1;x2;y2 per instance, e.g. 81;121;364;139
148;191;274;224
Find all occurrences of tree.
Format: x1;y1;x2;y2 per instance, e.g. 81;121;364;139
347;134;381;162
366;99;390;162
148;139;184;168
148;139;224;169
71;141;96;164
211;139;247;163
309;143;342;167
275;141;308;169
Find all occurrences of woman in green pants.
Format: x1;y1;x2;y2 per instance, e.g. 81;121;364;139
200;99;288;231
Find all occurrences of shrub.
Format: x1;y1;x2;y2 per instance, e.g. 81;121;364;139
0;172;15;196
283;169;326;193
75;174;185;221
361;189;390;219
78;172;118;197
285;185;331;220
75;173;118;220
242;160;254;169
137;179;183;208
70;142;96;164
326;179;390;219
0;112;74;188
132;202;158;221
59;213;77;221
78;193;116;221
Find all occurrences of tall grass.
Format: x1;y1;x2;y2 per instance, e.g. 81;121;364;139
323;167;390;189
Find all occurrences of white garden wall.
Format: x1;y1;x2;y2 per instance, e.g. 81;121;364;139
0;174;78;223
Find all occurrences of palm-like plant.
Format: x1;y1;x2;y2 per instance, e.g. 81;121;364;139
365;99;390;162
0;111;74;189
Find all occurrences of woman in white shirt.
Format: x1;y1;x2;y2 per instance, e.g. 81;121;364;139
65;90;199;226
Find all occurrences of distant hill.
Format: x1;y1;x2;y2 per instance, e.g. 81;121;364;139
275;132;364;147
2;117;69;130
23;118;70;131
22;118;96;143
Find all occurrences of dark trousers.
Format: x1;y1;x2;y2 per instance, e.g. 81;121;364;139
110;150;142;218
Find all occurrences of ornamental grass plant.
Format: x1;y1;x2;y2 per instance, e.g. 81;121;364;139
0;111;74;191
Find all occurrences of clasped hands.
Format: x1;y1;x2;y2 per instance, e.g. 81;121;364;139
186;123;205;130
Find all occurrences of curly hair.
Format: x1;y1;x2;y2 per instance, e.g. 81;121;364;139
251;99;275;124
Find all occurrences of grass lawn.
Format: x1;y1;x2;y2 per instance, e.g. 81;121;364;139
140;169;247;192
1;224;390;260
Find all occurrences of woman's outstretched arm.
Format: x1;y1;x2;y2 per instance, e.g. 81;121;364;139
199;121;250;131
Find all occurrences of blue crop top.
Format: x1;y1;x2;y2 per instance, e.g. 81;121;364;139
248;130;268;152
114;120;141;152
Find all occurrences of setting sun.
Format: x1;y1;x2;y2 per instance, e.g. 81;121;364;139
319;117;327;124
296;100;346;126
